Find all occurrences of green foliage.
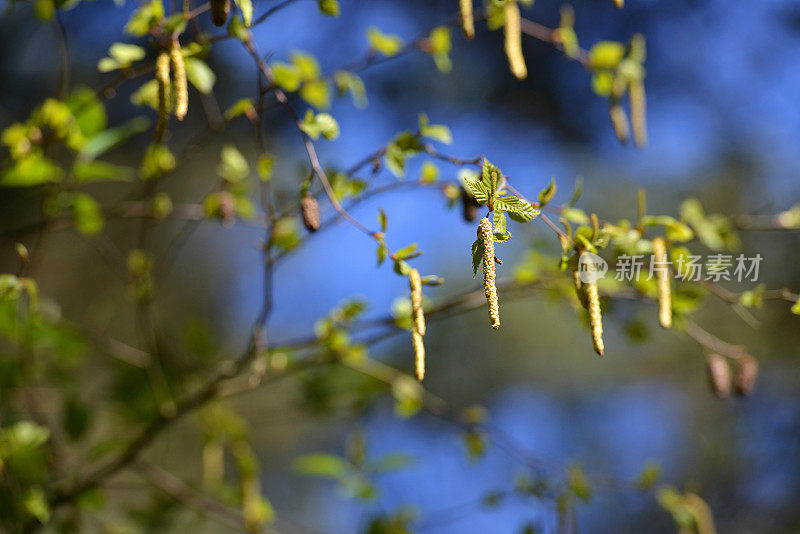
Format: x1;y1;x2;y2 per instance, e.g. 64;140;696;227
97;43;146;72
367;27;404;56
300;110;340;140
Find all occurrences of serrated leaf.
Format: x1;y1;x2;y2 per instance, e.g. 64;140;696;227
394;243;418;260
471;238;484;277
495;195;539;222
464;178;489;205
378;208;387;232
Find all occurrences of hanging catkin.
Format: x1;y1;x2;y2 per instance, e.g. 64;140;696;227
155;52;171;143
652;237;672;329
734;356;759;396
210;0;230;26
479;218;500;330
503;0;527;80
409;269;425;336
585;280;604;356
630;81;647;148
459;0;474;39
706;354;731;398
300;196;320;232
609;103;630;144
612;0;624;8
572;259;589;309
171;42;188;122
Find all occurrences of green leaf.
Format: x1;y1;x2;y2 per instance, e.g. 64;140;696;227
635;462;661;490
233;0;252;25
125;0;164;36
394;243;418;260
66;86;107;138
463;177;489;205
493;209;507;237
334;71;367;108
471;238;484;277
393;259;411;275
290;51;321;81
419;161;438;183
370;453;413;473
377;243;388;266
292;453;349;478
139;143;175;180
98;43;146;72
588;41;625;70
257;154;274;181
318;0;340;16
71;193;104;236
538;177;557;206
567;464;592;502
224;98;256;120
418;113;452;144
315;113;340;140
739;284;765;308
1;154;62;187
73;160;134;183
23;488;50;524
367;27;404;57
184;57;216;94
300;79;332;109
217;144;249;183
271;62;302;92
791;297;800;315
495;196;539;222
130;79;159;109
79;116;150;161
377;208;387;232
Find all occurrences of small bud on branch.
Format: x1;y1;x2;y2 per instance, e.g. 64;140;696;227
300;196;320;232
210;0;230;26
706;354;731;398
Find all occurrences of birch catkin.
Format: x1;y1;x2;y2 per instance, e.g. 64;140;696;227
652;237;672;329
706;354;731;398
610;103;630;144
479;218;500;330
155;52;171;143
585;280;604;356
612;0;624;8
409;269;426;381
629;81;647;148
503;0;527;80
459;0;475;39
300;196;320;232
572;266;589;309
210;0;230;26
170;43;188;122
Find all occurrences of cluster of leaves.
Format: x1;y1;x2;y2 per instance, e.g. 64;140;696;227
465;159;540;274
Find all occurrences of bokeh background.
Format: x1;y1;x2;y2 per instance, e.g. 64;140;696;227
2;0;800;532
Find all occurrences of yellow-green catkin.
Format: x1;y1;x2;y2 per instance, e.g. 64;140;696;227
171;42;188;122
629;81;647;148
479;218;500;330
652;237;672;329
571;258;589;309
503;0;527;80
734;356;759;396
210;0;230;26
155;52;170;143
609;102;630;144
585;280;604;356
460;0;474;39
612;0;624;8
706;353;731;398
409;268;426;381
